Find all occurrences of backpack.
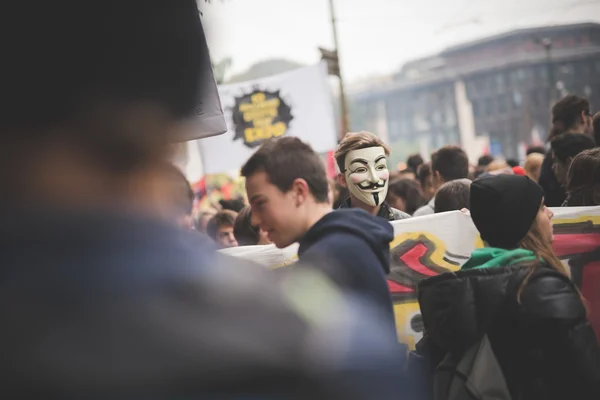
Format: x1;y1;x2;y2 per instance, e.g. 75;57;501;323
432;334;511;400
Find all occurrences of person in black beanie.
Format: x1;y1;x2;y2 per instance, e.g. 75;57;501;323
416;174;600;400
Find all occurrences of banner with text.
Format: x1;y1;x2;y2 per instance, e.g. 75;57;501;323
220;207;600;349
199;62;337;175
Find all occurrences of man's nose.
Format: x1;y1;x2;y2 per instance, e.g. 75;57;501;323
368;166;379;181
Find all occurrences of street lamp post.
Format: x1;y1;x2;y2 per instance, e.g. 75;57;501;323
327;0;350;141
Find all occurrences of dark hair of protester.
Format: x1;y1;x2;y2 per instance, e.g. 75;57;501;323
434;179;471;213
334;131;390;173
233;206;260;246
332;182;349;209
526;145;546;156
242;137;330;203
506;159;519;168
206;210;238;241
431;146;470;182
477;154;494;167
593;111;600;145
550;133;596;163
417;163;431;187
161;162;194;216
219;198;246;213
564;148;600;206
406;153;424;174
387;179;426;215
549;94;591;139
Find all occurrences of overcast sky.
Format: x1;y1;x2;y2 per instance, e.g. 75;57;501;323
202;0;600;83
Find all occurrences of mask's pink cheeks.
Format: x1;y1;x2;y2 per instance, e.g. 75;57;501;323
378;170;389;181
350;173;366;184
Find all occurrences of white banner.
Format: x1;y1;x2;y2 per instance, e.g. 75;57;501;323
199;62;337;175
220;207;600;349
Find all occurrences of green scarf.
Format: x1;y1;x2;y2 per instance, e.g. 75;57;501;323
461;247;538;270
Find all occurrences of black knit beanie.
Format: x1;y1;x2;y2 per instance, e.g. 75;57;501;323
470;175;543;249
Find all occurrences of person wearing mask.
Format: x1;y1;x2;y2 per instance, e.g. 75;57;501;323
233;206;271;246
206;210;239;249
539;95;594;206
242;137;398;332
387;178;426;216
0;1;406;396
524;152;545;182
433;178;471;213
335;131;410;221
550;132;596;185
418;175;600;400
413;146;470;216
564;148;600;207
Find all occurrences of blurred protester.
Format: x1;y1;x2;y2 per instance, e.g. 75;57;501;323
477;154;494;168
242;137;398;331
207;210;239;249
527;145;546;156
387;178;427;216
417;163;436;202
551;133;596;185
539;95;594;206
487;159;509;172
418;175;600;400
506;158;519;168
434;178;471;213
233;206;271;246
335;131;410;221
157;162;194;229
594;111;600;145
407;153;424;174
524;152;544;181
219;198;246;213
398;168;416;180
195;208;217;234
0;1;407;397
414;146;469;216
564;148;600;207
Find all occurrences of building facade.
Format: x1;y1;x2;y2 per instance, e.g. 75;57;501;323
349;23;600;160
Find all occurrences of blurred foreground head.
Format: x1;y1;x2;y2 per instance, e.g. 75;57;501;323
1;0;207;209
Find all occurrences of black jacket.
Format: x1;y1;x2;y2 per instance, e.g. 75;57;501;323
539;148;567;207
339;198;411;221
0;208;406;398
417;263;600;400
298;208;396;330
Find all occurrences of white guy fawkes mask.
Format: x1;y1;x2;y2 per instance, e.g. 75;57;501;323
344;146;389;207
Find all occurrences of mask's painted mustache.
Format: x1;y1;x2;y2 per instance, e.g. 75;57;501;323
358;181;386;190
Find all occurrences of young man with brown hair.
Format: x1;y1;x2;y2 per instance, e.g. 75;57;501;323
207;210;239;248
242;136;397;329
413;145;470;216
335;131;410;221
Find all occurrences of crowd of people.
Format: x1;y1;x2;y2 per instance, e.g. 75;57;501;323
4;0;600;398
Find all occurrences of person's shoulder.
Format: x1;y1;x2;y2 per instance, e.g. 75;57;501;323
519;265;586;320
413;204;434;217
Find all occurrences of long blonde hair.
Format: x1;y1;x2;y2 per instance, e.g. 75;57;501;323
516;216;569;302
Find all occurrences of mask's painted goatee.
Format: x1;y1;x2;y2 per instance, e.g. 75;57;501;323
373;193;380;206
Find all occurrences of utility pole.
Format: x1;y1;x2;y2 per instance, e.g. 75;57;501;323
325;0;350;142
541;38;555;106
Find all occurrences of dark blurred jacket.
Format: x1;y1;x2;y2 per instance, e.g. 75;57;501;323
0;208;406;398
418;261;600;400
339;198;411;221
539;148;567;207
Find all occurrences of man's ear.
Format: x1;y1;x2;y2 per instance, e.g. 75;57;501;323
291;178;311;206
433;170;442;186
337;172;348;188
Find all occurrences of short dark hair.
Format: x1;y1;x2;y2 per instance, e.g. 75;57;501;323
477;155;494;167
565;148;600;206
206;210;238;241
220;199;246;213
161;163;194;215
241;137;329;203
550;133;596;163
526;145;546;156
406;154;424;174
388;179;426;215
233;206;260;246
431;146;469;182
506;159;519;168
335;131;390;172
417;163;432;187
550;95;590;139
434;179;471;213
593;112;600;145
